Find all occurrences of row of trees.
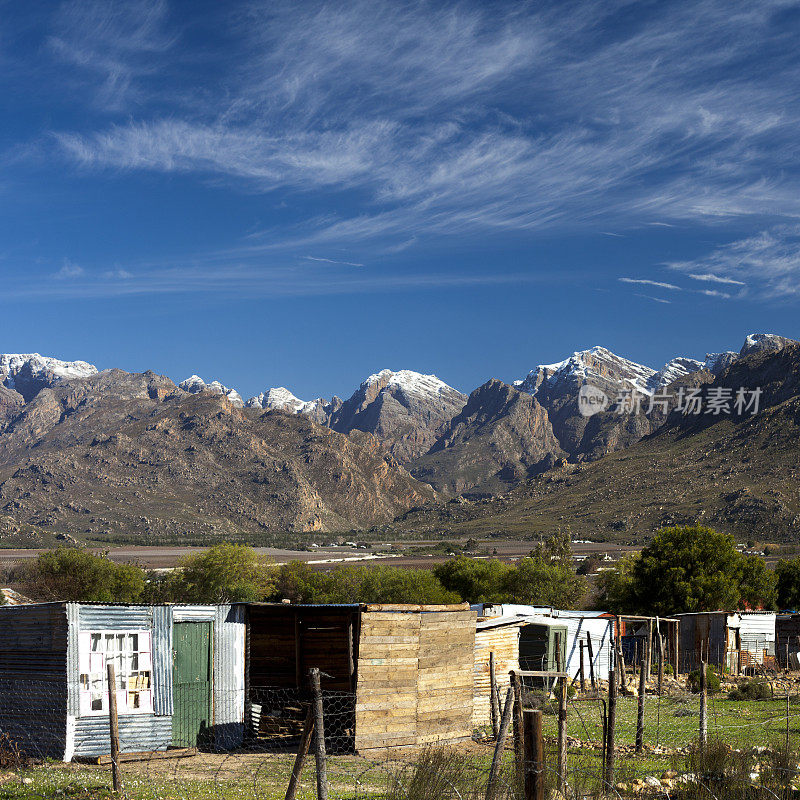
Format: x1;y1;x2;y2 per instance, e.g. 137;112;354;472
7;533;586;607
7;526;800;614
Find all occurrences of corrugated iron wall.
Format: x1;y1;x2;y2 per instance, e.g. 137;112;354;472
72;715;173;757
213;604;246;749
77;605;153;629
558;616;614;680
152;605;173;716
472;624;520;728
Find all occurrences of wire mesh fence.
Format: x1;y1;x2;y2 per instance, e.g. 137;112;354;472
3;656;800;799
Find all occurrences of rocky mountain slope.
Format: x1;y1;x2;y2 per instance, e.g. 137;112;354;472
411;379;564;495
0;370;438;540
387;343;800;543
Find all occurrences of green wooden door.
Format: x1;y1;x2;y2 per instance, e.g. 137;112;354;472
172;622;213;747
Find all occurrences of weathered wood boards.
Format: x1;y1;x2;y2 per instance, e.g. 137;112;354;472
354;607;475;752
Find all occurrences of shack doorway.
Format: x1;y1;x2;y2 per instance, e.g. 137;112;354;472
172;621;213;747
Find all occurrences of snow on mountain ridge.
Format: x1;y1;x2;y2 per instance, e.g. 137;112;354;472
518;346;657;396
0;353;97;390
245;387;328;416
646;357;705;392
361;369;457;399
179;375;243;407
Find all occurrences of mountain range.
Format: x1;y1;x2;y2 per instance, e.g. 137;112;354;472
0;332;795;542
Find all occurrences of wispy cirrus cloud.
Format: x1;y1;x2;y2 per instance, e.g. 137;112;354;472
668;224;800;299
304;256;364;267
688;273;747;286
54;259;84;278
47;0;175;109
619;278;681;291
0;263;556;302
48;0;800;253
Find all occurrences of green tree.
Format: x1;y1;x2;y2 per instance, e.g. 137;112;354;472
599;526;776;616
29;548;145;603
433;556;510;603
501;555;586;607
273;562;459;605
168;543;274;603
775;557;800;609
595;554;638;613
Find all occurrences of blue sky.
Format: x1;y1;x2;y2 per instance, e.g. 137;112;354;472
2;0;800;401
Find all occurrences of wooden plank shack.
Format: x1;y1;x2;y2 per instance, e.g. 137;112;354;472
353;604;476;752
245;603;476;752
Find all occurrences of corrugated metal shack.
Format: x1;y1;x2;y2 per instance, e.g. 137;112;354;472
473;604;615;684
675;611;776;673
0;602;245;760
246;603;476;752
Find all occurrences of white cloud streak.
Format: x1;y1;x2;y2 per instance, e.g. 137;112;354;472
47;0;175;109
619;278;682;290
48;0;800;253
668;224;800;298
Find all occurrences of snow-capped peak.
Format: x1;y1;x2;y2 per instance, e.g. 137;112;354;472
740;332;797;357
246;387;319;414
0;353;97;388
179;375;243;407
361;369;461;399
518;346;657;396
646;357;704;392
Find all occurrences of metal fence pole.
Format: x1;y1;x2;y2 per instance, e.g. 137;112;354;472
309;668;328;800
106;662;122;794
636;645;647;754
699;660;708;748
604;668;617;789
586;633;596;690
579;642;586;693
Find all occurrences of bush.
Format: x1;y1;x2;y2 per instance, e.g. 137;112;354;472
651;662;674;675
688;665;721;694
728;677;771;701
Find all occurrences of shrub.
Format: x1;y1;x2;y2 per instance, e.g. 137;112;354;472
728;677;771;701
651;662;674;675
688;665;721;694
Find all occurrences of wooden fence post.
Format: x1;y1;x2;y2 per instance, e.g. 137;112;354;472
604;668;617;789
557;675;568;797
285;705;315;800
579;642;586;693
511;672;524;792
490;651;500;738
635;644;647;754
106;662;122;794
586;633;596;690
309;668;328;800
486;688;514;800
523;709;544;800
699;661;708;748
